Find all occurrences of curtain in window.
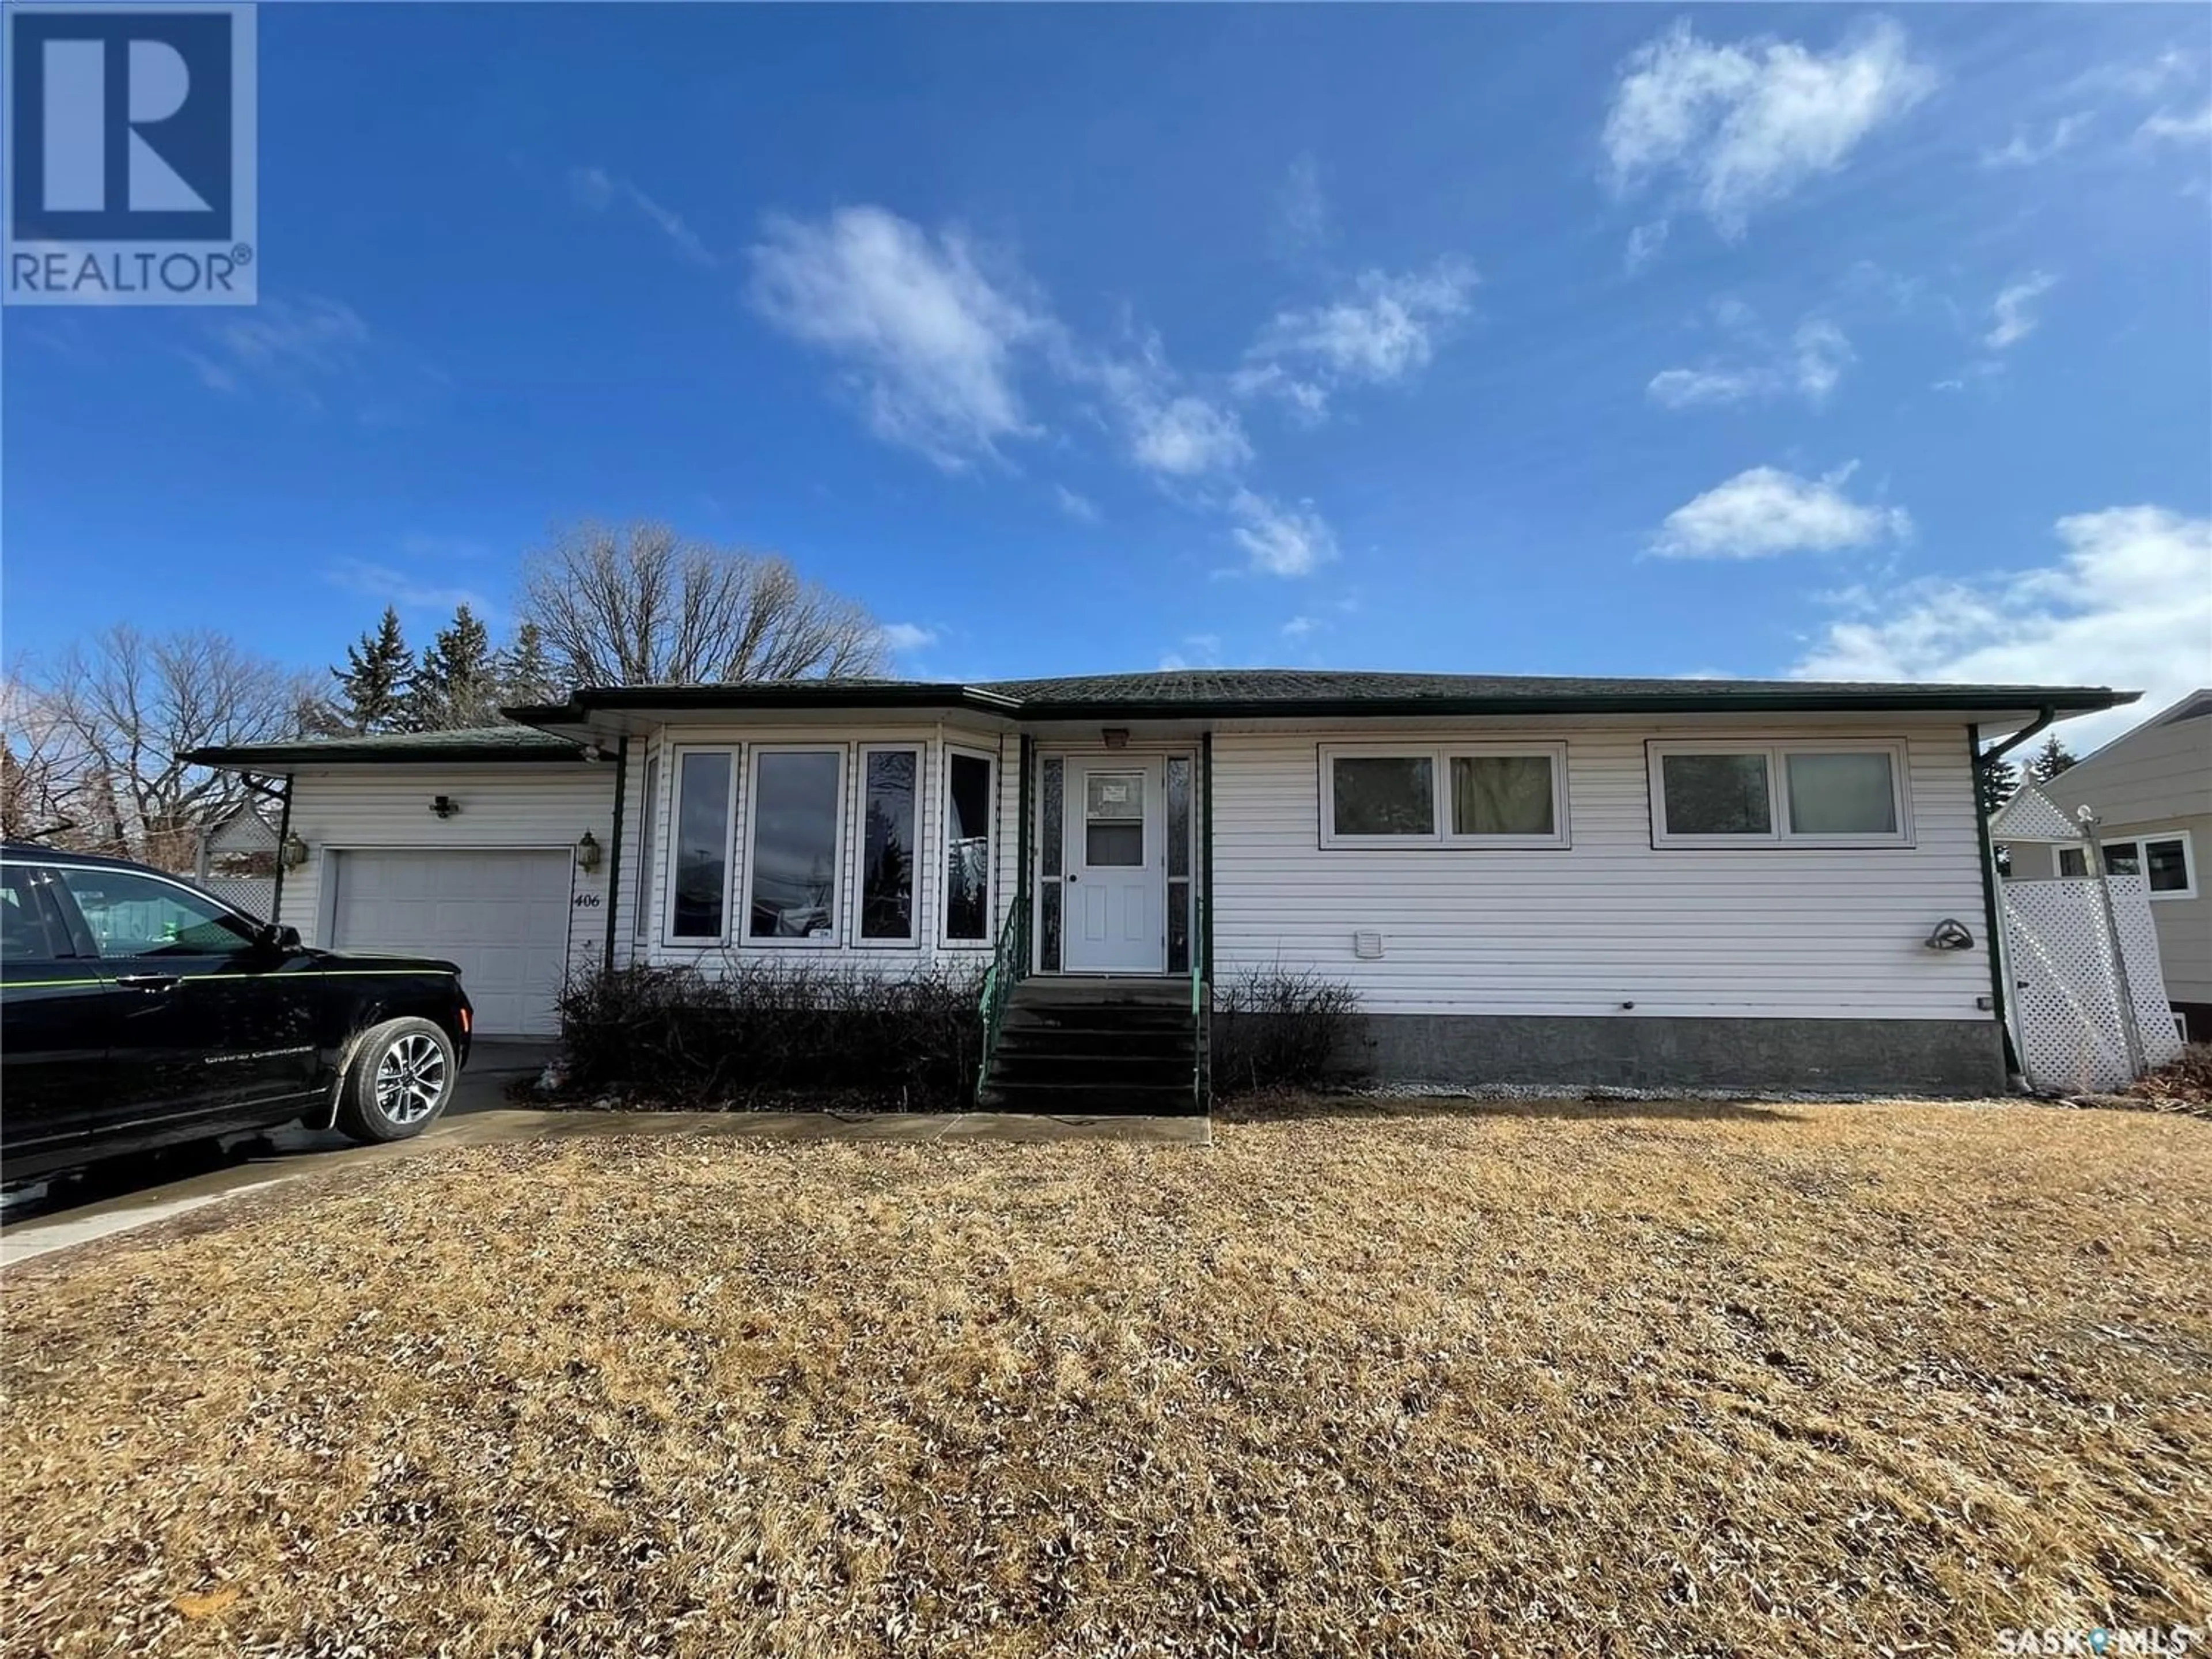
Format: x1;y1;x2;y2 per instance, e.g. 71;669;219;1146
1450;755;1554;836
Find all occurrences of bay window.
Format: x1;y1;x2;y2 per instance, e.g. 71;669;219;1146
747;748;844;942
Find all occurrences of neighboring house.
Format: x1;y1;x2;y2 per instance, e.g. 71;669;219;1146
188;671;2131;1095
2001;690;2212;1042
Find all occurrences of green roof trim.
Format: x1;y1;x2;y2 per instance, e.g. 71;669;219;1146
190;672;2137;771
185;725;586;767
507;669;2134;724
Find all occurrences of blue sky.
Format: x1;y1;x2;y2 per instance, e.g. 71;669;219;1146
6;4;2210;744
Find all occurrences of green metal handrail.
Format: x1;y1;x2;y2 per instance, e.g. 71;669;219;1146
975;896;1031;1102
1190;891;1207;1111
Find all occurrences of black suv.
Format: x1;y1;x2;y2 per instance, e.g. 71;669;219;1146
2;844;474;1181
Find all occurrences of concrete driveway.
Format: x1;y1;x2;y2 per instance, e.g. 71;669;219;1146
0;1039;554;1265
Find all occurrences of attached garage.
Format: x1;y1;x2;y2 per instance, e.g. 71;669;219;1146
182;728;619;1042
328;849;575;1036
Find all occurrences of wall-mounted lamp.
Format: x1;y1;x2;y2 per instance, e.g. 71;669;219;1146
1101;728;1131;749
429;794;460;820
1924;918;1975;952
575;830;602;872
279;832;309;870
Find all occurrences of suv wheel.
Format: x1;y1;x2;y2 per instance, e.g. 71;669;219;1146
335;1018;458;1144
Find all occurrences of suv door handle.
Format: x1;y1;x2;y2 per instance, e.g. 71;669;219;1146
115;974;181;993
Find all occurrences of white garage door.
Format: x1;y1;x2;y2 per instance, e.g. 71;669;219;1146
329;850;573;1036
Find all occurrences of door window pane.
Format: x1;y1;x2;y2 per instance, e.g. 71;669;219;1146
634;756;658;942
671;752;732;938
1086;773;1142;819
859;749;918;940
1332;756;1434;837
1040;758;1065;879
1661;753;1771;836
945;753;993;940
1450;755;1555;836
748;751;842;940
2146;838;2191;893
1165;757;1192;878
1785;752;1897;836
2;866;75;959
1086;822;1145;866
58;869;257;958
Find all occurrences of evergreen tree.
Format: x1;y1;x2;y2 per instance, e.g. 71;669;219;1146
2029;733;2078;782
1977;755;2020;819
331;608;414;734
406;604;498;730
497;620;559;707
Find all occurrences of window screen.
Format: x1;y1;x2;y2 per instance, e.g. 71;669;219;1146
1332;756;1434;837
1661;753;1772;836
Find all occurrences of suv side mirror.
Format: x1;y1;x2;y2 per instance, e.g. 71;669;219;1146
259;922;302;954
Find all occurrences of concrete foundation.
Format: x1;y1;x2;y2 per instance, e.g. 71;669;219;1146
1332;1013;2008;1097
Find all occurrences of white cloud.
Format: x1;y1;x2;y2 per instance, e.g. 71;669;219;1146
1129;392;1252;478
877;622;938;654
1653;464;1910;559
327;558;499;620
1052;484;1100;522
1158;633;1223;672
185;295;372;401
570;166;715;267
2139;101;2212;143
1647;315;1851;409
748;207;1051;471
1602;17;1937;234
1983;272;2057;351
1980;112;2094;169
1281;615;1318;639
1624;219;1671;273
1275;155;1331;253
1793;506;2212;750
1228;490;1338;577
1240;260;1476;416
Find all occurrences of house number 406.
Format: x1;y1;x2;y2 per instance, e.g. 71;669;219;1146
571;892;603;909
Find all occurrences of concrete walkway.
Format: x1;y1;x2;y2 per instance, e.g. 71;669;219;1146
1;1093;1209;1266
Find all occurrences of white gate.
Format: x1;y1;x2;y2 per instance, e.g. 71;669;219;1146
2001;874;2181;1093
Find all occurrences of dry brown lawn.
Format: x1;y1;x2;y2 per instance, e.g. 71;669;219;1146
3;1100;2209;1657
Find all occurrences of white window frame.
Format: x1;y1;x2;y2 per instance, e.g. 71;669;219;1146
850;742;923;948
743;744;849;949
941;745;997;948
2066;830;2198;901
662;744;741;946
1319;742;1570;849
633;751;659;945
1647;738;1914;849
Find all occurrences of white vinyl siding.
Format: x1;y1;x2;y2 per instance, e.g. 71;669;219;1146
272;764;614;1014
1212;717;1991;1021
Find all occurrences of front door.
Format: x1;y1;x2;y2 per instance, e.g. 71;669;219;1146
1063;757;1165;973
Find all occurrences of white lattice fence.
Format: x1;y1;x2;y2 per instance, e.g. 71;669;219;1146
2001;874;2182;1093
202;876;275;922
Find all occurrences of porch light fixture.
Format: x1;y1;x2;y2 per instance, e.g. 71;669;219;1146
1101;728;1130;749
429;794;460;819
575;830;603;872
279;832;309;870
1923;918;1975;952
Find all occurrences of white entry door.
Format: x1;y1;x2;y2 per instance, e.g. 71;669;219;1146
1063;757;1165;973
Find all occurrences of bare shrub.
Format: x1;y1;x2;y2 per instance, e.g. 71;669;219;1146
1210;965;1363;1096
556;959;982;1110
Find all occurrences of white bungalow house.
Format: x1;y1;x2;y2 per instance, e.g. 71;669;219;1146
188;671;2133;1100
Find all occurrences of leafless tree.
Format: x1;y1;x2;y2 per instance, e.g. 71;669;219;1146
1;667;78;843
29;628;317;867
519;522;888;689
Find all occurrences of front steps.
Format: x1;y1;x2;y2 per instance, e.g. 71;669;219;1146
980;976;1207;1116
